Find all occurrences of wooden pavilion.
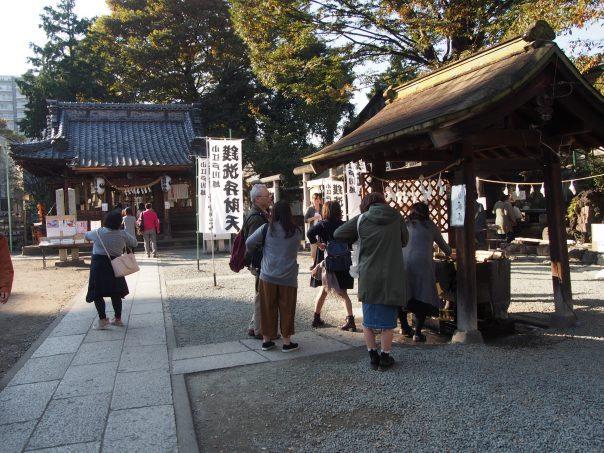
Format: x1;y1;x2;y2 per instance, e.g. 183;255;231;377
303;21;604;342
10;101;205;238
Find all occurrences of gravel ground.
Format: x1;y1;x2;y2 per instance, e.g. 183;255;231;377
160;249;604;452
160;248;363;346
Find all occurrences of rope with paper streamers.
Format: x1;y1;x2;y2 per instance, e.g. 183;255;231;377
477;172;604;196
101;175;163;195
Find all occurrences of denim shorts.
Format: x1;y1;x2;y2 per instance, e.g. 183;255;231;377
362;303;398;330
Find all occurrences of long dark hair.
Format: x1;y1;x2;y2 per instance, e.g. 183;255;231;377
360;192;386;213
407;202;430;226
322;201;342;222
270;200;299;238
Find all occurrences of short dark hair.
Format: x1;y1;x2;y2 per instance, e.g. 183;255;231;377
312;193;322;199
360;192;386;213
124;207;133;216
145;202;152;209
104;210;123;230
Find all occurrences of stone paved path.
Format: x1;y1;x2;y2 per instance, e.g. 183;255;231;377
0;257;364;452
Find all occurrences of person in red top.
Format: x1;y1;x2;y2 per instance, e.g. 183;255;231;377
0;233;14;304
139;203;160;257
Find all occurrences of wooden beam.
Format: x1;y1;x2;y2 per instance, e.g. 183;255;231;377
467;129;540;147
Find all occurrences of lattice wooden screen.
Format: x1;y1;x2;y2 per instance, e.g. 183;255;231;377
361;174;450;231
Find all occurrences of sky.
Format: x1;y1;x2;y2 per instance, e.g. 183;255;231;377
0;1;602;110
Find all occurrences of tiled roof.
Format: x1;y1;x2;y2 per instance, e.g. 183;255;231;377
304;30;604;165
11;101;204;169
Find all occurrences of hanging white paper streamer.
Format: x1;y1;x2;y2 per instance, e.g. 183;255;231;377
515;184;520;197
540;183;545;196
569;180;576;195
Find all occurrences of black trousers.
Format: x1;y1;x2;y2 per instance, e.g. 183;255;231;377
94;296;123;319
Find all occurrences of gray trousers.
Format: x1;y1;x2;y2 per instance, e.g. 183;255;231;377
248;275;261;335
143;230;157;256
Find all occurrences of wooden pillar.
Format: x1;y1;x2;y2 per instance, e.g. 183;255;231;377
542;147;575;327
451;142;483;344
370;160;385;193
161;186;172;238
273;180;280;202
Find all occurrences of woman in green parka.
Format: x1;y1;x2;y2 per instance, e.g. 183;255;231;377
334;192;409;370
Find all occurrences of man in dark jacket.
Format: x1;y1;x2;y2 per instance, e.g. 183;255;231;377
245;184;271;338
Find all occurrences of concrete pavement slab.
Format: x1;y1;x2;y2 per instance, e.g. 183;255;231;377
172;341;249;361
72;340;123;366
130;301;163;315
127;312;164;329
172;350;267;374
53;362;118;399
0;420;37;453
102;405;177;453
26;393;111;450
124;325;166;347
254;330;353;361
50;317;95;337
9;353;73;386
32;334;85;358
319;328;368;347
0;381;59;425
83;327;126;344
111;369;172;410
24;441;100;453
118;344;169;372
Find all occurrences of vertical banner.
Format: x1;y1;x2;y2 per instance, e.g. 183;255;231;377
345;161;365;218
323;179;345;207
196;156;211;233
208;139;244;234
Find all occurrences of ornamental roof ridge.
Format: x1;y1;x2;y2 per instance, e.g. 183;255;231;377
52;101;198;111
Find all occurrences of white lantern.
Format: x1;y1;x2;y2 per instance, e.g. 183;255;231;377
95;177;106;195
161;175;172;193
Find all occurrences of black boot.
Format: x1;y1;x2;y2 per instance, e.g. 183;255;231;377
340;315;357;332
368;349;380;369
311;312;325;328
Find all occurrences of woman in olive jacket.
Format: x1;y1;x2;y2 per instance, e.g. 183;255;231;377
334;192;409;370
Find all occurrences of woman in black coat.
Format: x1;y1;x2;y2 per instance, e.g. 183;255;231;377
307;201;356;331
85;210;138;329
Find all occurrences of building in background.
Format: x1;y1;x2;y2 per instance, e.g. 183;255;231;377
0;76;26;132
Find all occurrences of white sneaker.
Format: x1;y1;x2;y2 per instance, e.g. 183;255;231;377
111;318;124;327
96;319;110;330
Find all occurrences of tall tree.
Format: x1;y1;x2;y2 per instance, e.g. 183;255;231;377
229;0;604;89
18;0;110;138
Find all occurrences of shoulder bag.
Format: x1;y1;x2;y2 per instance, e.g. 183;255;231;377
96;230;140;278
349;214;365;279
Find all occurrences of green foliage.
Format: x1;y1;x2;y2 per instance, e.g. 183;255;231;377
229;0;604;93
17;0;111;138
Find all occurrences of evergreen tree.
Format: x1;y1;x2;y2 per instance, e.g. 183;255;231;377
17;0;110;138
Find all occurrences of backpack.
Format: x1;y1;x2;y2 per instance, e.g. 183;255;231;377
228;214;265;272
324;240;352;273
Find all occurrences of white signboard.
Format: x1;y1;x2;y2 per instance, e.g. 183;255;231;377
197;157;211;233
197;139;244;234
451;184;466;227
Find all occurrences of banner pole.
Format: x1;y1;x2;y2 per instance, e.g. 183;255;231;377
196;156;200;271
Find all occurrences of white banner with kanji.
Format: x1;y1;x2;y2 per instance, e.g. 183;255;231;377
345;161;366;218
207;139;244;234
197;157;211;233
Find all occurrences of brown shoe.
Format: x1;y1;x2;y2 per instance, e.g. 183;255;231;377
339;315;357;332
